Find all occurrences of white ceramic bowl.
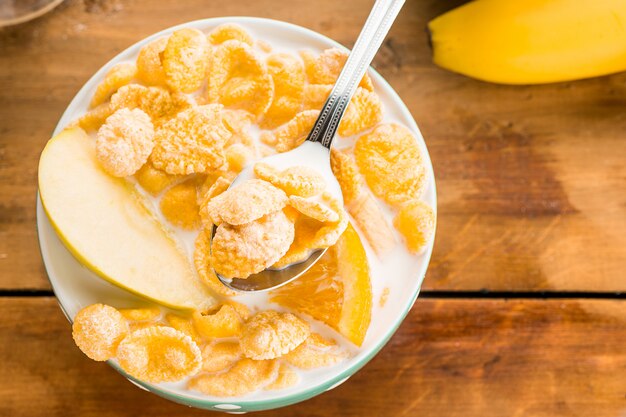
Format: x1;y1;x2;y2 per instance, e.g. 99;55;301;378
36;17;437;412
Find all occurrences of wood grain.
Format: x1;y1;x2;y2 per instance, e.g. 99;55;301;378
0;0;625;291
1;297;624;416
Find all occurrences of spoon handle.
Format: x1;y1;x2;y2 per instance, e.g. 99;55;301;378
306;0;405;149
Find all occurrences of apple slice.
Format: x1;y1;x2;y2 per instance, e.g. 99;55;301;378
38;127;215;310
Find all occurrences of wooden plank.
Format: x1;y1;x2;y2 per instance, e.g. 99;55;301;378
1;297;624;416
0;0;624;291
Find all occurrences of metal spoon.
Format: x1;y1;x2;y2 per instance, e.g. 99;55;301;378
214;0;406;292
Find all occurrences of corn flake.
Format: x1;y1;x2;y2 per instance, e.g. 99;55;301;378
151;104;230;175
254;163;325;198
252;162;279;182
256;39;273;53
265;363;300;390
72;304;129;361
272;110;319;153
393;200;435;254
90;62;137;108
309;194;348;248
198;176;233;225
302;85;382;137
354;123;426;207
300;48;373;91
119;307;162;322
208;23;253;46
211;210;295;279
134;161;179;196
166;313;204;345
283;333;346;369
75;103;113;132
302;84;332;111
96;108;155;177
163;28;208;93
289;195;339;223
207;40;274;119
222;109;255;147
225;300;251;321
192;304;244;339
273;216;320;268
261;53;305;129
338;87;383;137
193;229;237;296
225;143;254;173
117;326;202;383
349;191;396;257
110;84;192;126
330;148;362;205
160;178;201;230
199;171;236;202
188;358;278;397
136;37;168;86
260;131;277;147
201;341;241;373
206;179;287;226
241;311;310;360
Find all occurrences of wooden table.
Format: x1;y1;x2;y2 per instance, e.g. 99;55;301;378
1;0;624;415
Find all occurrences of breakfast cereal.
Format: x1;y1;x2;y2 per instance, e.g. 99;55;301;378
225;143;254;172
188;358;279;397
261;53;306;128
207;40;274;118
338;87;383;137
210;210;295;278
62;21;436;400
151;104;230;175
110;84;192;125
90;62;137;108
283;333;345;369
272;110;319;152
354;123;426;207
300;48;373;91
136;37;168;86
302;83;332;111
206;179;287;226
254;163;326;198
95;108;155;177
265;363;300;390
159;179;201;230
240;311;310;360
134;161;179;195
163;28;208;93
393;199;436;254
208;23;253;46
166;313;204;345
192;304;245;338
72;304;129;361
288;195;340;223
193;229;237;296
201;341;241;373
119;307;162;322
116;326;202;383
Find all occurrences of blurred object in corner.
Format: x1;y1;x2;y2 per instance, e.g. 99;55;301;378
428;0;626;85
0;0;64;27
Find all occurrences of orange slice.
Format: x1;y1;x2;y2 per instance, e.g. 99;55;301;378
270;223;372;346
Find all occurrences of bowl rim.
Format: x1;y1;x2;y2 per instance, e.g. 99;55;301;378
37;15;437;411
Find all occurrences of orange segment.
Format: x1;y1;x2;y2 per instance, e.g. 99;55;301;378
270;223;372;346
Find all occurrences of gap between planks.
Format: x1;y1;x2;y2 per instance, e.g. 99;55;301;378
0;289;623;299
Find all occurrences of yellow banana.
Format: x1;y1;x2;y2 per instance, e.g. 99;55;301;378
428;0;626;84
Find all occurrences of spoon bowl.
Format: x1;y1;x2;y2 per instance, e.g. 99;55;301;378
213;141;342;292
